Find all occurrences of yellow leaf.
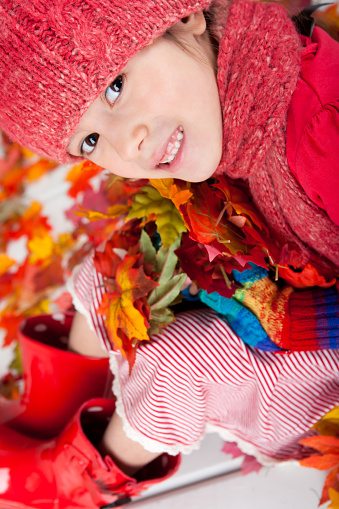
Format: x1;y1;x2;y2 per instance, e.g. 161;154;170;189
324;408;339;422
0;254;15;276
127;186;186;247
75;204;129;221
28;234;54;264
329;488;339;509
28;298;51;315
313;406;339;437
106;296;149;353
150;178;192;209
149;178;174;196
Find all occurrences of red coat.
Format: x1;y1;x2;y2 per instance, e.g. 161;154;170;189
286;27;339;226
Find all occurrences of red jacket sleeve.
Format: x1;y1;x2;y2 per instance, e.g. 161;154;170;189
286;28;339;226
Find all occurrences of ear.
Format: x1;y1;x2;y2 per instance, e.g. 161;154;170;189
173;11;207;36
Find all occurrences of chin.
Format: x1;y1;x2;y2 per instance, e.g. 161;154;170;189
186;167;218;183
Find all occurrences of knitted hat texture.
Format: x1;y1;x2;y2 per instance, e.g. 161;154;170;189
0;0;211;162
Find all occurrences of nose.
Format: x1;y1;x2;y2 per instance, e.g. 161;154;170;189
110;121;148;163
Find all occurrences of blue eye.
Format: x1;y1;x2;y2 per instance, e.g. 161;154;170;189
81;133;99;155
105;75;124;106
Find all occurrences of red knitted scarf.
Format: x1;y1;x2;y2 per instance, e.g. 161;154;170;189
214;0;339;278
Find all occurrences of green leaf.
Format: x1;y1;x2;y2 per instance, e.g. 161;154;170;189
127;186;186;248
150;307;175;324
155;237;181;286
139;230;157;266
148;308;176;336
149;273;187;310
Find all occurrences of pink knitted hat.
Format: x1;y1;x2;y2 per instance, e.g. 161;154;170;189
0;0;211;162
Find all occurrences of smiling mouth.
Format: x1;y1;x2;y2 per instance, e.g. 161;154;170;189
157;126;184;167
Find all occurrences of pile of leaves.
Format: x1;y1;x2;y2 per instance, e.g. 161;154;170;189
94;228;186;370
0;135;150;389
299;407;339;508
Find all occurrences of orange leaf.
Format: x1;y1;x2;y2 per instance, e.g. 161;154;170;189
26;159;57;182
300;436;339;455
214;176;268;231
0;254;15;276
299;453;339;471
97;254;158;368
150;178;192;209
103;293;149;353
320;466;339;506
278;263;336;289
0;312;23;346
66;160;103;198
115;256;158;303
75;203;130;221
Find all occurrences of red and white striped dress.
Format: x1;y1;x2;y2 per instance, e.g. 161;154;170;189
69;254;339;463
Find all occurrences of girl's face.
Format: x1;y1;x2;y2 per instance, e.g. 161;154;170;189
67;12;223;182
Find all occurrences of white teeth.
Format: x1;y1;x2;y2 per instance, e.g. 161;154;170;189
158;127;184;166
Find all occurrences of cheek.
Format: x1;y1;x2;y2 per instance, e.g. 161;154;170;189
105;158;142;179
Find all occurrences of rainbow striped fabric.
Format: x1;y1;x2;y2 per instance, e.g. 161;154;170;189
200;265;339;352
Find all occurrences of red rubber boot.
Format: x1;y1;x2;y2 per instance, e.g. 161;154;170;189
0;398;180;509
0;313;112;439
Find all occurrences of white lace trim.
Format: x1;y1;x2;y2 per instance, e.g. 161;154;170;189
108;353;292;463
204;424;282;465
66;264;96;334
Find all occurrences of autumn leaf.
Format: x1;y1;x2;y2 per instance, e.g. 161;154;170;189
75;204;130;221
0;254;15;276
299;407;339;506
12;201;51;241
26;159;57;182
320;467;339;506
66;160;103;198
150;178;192;209
314;408;339;438
0;311;23;346
214;176;268;231
97;254;158;367
148;237;186;309
299;453;339;471
127;185;187;247
300;436;339;456
139;229;157;266
221;442;262;475
101;292;149;351
329;487;339;509
93;242;125;280
18;257;65;310
27;234;55;264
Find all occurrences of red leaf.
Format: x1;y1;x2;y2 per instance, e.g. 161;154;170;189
0;312;23;346
320;466;339;506
241;455;263;475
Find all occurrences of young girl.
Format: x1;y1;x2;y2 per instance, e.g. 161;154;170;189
0;0;338;507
